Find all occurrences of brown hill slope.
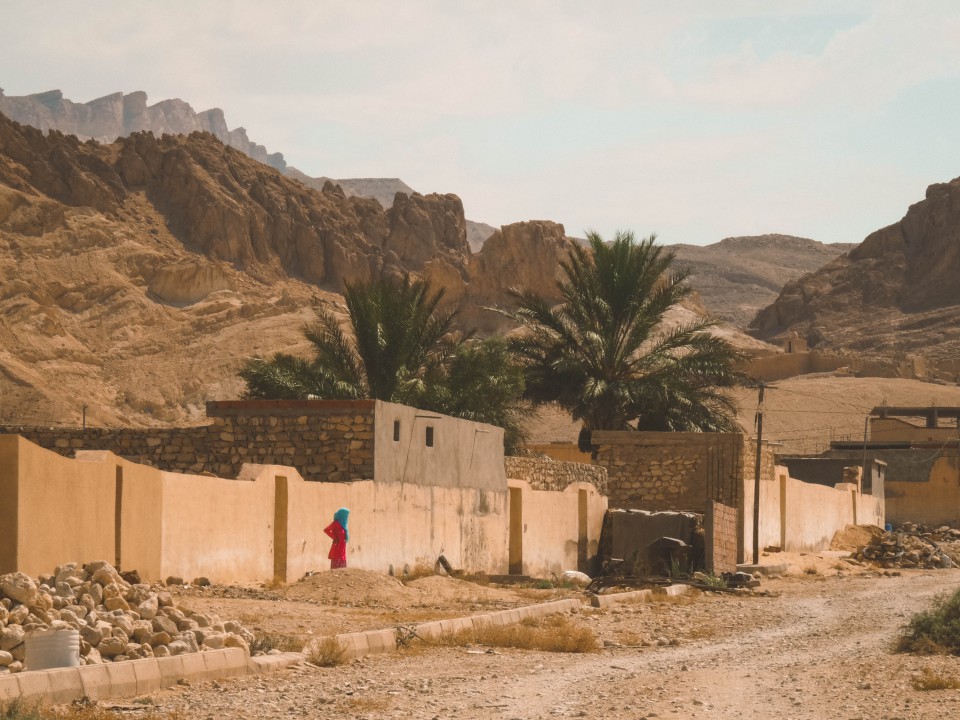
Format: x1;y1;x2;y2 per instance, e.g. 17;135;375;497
0;112;772;428
0;112;479;426
670;235;853;328
751;177;960;361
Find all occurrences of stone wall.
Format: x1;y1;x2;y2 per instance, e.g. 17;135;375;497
705;501;738;574
505;455;608;494
0;400;375;483
592;432;744;511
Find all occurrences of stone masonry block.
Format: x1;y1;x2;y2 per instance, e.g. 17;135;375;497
415;621;442;640
43;667;85;705
12;669;53;704
77;663;112;700
156;655;186;688
0;674;20;702
179;652;208;681
132;658;162;695
104;661;138;698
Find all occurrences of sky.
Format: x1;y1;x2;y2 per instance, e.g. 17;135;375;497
3;1;960;246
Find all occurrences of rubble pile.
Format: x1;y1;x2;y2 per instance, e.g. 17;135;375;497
0;562;254;675
853;524;960;569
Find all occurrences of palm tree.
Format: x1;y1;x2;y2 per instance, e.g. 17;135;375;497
507;230;742;437
241;275;529;451
241;276;455;401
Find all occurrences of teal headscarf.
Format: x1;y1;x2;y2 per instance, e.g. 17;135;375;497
333;507;350;542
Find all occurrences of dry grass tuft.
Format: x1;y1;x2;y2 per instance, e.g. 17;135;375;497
340;696;391;712
431;614;599;653
400;563;436;584
912;667;960;690
2;700;182;720
249;631;302;655
263;576;286;591
305;635;347;666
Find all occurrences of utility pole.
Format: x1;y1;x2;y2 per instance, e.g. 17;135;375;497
752;383;774;565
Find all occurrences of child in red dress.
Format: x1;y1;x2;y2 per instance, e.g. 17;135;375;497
324;507;349;569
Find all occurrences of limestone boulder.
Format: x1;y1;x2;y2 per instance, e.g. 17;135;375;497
0;572;39;606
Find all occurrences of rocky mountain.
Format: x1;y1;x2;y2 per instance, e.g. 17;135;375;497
669;235;854;328
0;88;286;171
284;170;496;251
0;89;503;256
0;110;770;428
750;176;960;361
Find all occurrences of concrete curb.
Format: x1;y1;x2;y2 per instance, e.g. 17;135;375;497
306;597;583;662
0;597;586;705
0;648;250;706
590;583;691;608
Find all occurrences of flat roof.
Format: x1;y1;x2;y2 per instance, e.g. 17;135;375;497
871;406;960;418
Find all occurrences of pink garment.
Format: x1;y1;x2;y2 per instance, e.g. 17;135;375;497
324;520;347;569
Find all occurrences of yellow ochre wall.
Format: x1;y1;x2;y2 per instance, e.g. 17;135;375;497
740;464;884;560
505;479;607;577
2;434;598;582
885;455;960;526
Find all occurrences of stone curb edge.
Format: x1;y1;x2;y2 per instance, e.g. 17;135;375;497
322;597;584;662
0;647;250;706
0;597;586;704
589;583;691;608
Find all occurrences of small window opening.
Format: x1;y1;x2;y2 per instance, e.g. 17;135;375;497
425;426;434;447
393;419;401;442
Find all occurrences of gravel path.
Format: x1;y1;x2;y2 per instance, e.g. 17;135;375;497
143;570;960;720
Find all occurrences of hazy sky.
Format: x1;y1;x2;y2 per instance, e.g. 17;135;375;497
3;1;960;245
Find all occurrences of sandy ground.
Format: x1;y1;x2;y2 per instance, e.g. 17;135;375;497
107;564;960;720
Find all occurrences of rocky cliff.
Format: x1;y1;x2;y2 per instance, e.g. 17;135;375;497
0;110;486;426
670;235;853;328
0;88;286;171
750;176;960;361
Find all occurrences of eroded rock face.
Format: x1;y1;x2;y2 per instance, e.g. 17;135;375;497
459;220;575;332
750;176;960;360
384;192;469;271
0;88;286;171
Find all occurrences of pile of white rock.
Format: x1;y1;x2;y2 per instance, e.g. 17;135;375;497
0;562;254;675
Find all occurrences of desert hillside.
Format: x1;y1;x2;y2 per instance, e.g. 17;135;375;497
751;176;960;361
670;235;853;328
0;111;768;428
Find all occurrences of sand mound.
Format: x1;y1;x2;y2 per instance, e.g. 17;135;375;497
404;575;520;604
284;568;419;607
831;524;884;551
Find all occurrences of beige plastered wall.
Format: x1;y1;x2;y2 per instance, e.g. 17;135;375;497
885;455;960;526
372;400;507;491
740;464;884;559
0;437;116;576
282;468;509;579
506;479;607;577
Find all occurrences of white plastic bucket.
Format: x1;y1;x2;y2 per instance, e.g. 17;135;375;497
24;628;81;671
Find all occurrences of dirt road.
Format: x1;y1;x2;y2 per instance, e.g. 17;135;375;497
150;570;960;720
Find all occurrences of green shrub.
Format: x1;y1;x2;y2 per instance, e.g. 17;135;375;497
898;588;960;654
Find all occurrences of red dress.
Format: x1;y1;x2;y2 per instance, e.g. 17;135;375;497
324;520;347;569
